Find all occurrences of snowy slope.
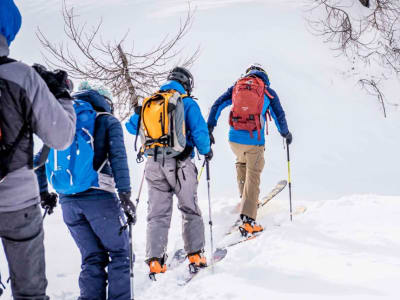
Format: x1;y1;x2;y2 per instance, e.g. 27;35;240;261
1;0;399;299
2;192;400;299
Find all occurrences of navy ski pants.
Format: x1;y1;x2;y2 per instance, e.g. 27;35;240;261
61;197;132;300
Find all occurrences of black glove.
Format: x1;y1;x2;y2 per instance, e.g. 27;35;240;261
208;125;215;145
32;64;73;99
284;132;293;145
40;191;58;215
119;192;137;225
205;148;213;161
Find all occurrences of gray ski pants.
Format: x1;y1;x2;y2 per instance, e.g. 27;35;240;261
0;204;49;300
145;157;205;259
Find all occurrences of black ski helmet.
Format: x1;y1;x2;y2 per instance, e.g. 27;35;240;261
167;66;194;94
245;63;267;75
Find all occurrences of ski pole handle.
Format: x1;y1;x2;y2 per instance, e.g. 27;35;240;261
206;158;210;181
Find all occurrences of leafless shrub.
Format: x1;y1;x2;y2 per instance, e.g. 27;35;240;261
37;1;199;120
308;0;400;117
358;78;386;117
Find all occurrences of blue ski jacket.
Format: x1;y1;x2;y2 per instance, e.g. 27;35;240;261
0;0;21;46
207;70;289;146
35;89;131;203
126;80;211;156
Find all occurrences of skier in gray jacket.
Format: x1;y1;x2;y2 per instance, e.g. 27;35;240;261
0;1;76;298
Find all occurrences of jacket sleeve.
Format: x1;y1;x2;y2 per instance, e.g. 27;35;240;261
26;67;76;150
106;117;131;194
186;101;211;155
207;86;234;127
33;150;49;193
268;87;289;136
125;113;140;135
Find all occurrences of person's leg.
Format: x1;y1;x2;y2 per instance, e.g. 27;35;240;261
61;201;108;300
145;159;174;260
229;142;247;198
241;145;265;220
80;197;130;300
0;204;49;300
173;158;205;255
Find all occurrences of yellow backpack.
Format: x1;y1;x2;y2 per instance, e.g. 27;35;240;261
136;90;186;162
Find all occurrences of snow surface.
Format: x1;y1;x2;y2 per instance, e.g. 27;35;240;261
2;193;400;299
1;0;400;299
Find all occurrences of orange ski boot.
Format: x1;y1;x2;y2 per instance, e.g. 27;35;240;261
147;256;167;281
187;251;207;273
239;215;264;237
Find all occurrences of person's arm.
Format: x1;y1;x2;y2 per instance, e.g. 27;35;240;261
267;87;289;136
125;112;140;135
106;117;131;194
26;67;76;150
207;86;234;128
186;101;211;155
33;151;49;194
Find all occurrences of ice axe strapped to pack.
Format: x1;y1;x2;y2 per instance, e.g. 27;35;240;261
135;90;186;163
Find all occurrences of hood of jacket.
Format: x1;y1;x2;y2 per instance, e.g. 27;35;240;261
0;0;21;46
73;89;112;113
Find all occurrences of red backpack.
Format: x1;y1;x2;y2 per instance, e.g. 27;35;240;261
229;75;273;140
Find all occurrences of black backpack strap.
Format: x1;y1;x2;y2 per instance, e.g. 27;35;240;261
134;105;142;152
0;56;16;65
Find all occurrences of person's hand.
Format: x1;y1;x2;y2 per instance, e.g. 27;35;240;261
32;64;73;99
205;148;213;161
119;192;137;225
40;191;58;215
208;125;215;145
284;132;293;145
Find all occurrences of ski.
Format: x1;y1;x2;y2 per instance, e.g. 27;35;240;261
167;248;187;271
226;179;287;235
258;179;288;209
177;248;228;286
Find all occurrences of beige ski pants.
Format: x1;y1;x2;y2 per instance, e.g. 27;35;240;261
229;142;265;220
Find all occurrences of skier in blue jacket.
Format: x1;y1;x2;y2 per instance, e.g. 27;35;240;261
207;63;292;236
126;67;212;278
35;85;135;300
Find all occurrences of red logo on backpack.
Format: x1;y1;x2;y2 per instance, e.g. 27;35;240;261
229;75;272;140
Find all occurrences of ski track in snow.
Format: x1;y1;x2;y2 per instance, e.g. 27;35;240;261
2;194;398;299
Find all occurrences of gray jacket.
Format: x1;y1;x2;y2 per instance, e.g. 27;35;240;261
0;34;76;212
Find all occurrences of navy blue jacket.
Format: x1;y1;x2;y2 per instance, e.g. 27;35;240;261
207;70;289;146
35;90;131;202
126;80;210;156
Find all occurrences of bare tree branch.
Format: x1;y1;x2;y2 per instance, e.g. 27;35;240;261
358;78;387;117
36;0;199;120
307;0;400;117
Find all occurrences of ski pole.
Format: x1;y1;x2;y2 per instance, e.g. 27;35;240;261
286;141;293;222
128;223;134;300
205;158;215;272
129;169;145;300
197;159;206;181
135;169;146;207
42;207;49;220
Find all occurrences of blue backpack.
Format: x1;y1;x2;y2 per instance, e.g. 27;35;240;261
45;100;108;194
